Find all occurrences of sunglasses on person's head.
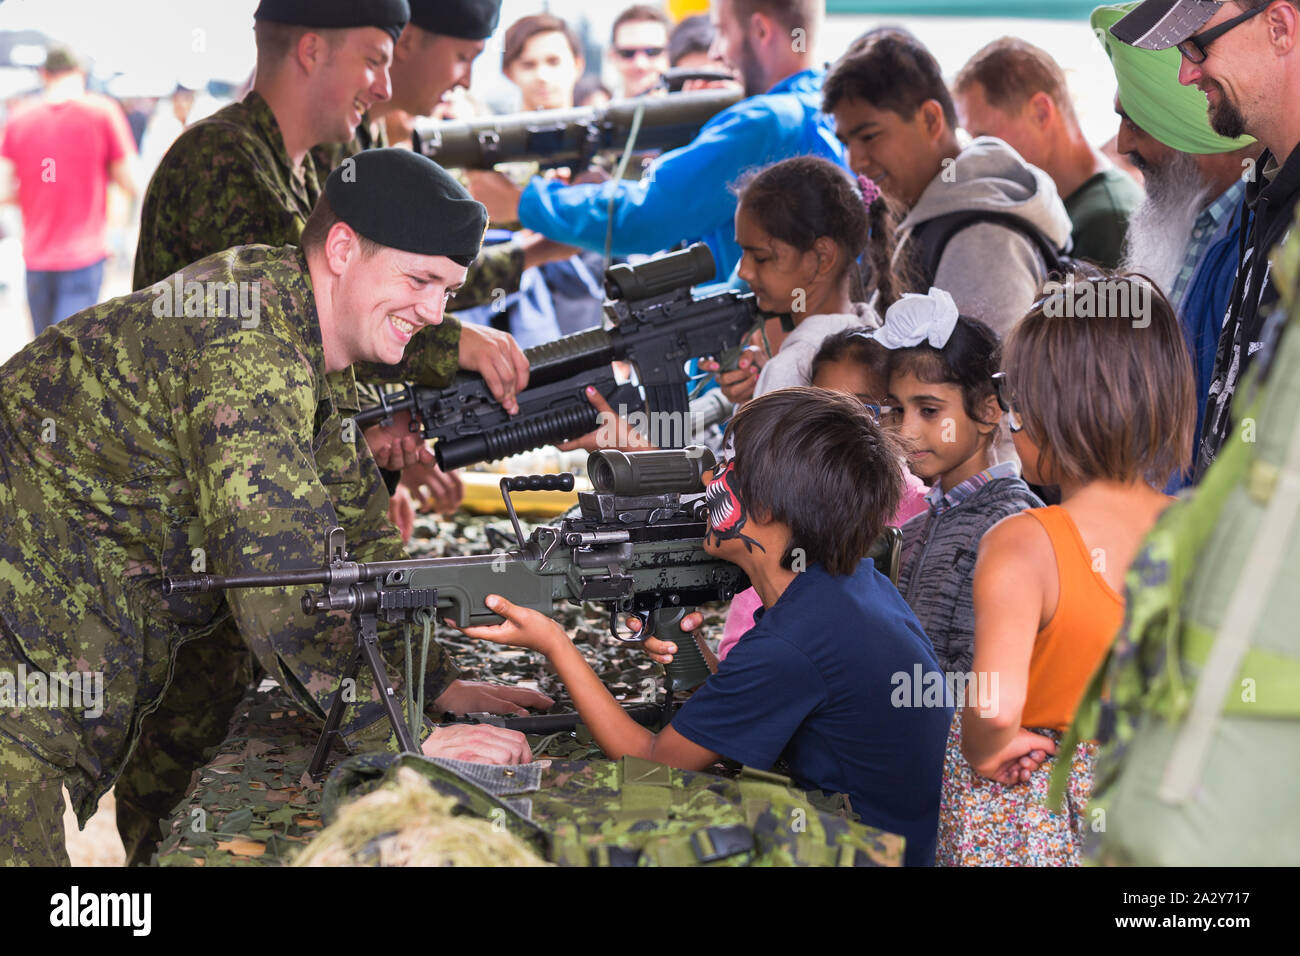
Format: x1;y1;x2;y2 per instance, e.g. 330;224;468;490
615;46;665;59
991;372;1023;434
1177;3;1268;65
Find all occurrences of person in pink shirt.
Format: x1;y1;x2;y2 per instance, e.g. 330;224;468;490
716;327;929;661
0;46;136;336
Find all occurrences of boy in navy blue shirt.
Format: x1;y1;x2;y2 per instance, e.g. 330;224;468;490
460;387;951;865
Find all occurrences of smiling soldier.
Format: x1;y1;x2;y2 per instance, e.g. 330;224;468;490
0;149;550;867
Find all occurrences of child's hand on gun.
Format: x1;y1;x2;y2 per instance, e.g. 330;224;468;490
700;343;766;405
453;595;570;655
555;386;656;453
626;610;705;664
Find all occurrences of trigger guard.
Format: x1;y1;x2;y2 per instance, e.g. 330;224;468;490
609;609;651;644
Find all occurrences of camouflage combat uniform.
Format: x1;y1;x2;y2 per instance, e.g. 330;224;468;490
134;91;525;307
119;92;519;865
0;245;463;866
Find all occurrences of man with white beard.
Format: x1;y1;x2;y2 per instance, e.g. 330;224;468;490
1095;3;1261;488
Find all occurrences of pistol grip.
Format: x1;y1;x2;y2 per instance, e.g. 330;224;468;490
650;606;711;693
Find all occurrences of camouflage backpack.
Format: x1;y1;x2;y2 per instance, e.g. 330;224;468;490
317;752;904;867
1052;219;1300;865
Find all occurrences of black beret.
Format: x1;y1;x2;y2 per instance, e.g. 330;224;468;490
325;149;487;267
254;0;411;43
412;0;502;40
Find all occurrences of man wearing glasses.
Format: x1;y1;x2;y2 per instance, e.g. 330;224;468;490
609;5;672;98
1112;1;1300;476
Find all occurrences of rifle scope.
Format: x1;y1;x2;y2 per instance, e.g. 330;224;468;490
604;243;716;302
587;446;716;497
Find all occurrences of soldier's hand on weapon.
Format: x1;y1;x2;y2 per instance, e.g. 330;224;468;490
699;344;765;405
556;385;657;453
433;677;554;718
388;483;416;543
625;611;705;665
466;169;523;224
517;229;580;270
401;460;464;514
420;723;533;764
459;323;530;415
364;410;436;470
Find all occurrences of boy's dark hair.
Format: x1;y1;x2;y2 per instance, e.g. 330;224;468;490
810;328;890;392
503;14;581;70
728;387;903;576
611;4;670;42
954;37;1077;123
736;157;869;283
822;32;958;131
888;316;1002;434
1004;273;1196;487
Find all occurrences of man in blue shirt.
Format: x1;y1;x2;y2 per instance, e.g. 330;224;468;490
459;387;953;866
465;0;846;282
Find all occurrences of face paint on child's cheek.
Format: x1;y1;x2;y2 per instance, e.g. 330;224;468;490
703;462;765;553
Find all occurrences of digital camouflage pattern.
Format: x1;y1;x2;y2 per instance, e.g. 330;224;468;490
126;89;520;864
0;731;70;866
0;245;468;865
134;91;525;309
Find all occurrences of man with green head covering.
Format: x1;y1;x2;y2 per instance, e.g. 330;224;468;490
1095;2;1262;490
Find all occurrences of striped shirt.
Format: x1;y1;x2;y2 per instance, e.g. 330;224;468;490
925;461;1021;516
1170;177;1248;313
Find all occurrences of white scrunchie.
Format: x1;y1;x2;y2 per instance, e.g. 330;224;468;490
873;287;959;350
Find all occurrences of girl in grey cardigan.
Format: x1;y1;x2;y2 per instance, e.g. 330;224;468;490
878;289;1043;673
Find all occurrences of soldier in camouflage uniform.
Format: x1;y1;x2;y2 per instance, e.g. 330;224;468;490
119;0;544;865
0;150;552;866
134;0;556;322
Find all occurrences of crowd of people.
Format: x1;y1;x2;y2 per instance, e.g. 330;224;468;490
0;0;1294;869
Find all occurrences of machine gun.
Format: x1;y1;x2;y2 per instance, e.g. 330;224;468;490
163;447;751;778
412;88;741;170
353;243;769;471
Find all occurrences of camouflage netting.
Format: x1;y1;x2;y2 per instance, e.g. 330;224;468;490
294;767;550;867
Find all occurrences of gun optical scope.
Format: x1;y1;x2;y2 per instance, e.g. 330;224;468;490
604;243;716;302
587;446;716;496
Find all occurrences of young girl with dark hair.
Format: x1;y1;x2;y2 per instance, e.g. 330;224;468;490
948;275;1197;867
699;155;899;402
884;289;1044;676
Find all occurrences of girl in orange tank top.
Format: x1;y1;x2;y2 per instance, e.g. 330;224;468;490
939;276;1197;867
